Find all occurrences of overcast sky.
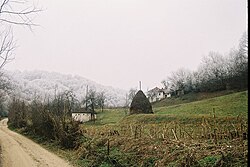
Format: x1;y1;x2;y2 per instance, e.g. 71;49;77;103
5;0;247;91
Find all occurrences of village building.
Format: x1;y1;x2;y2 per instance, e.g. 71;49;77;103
72;99;97;123
147;87;171;103
72;109;97;123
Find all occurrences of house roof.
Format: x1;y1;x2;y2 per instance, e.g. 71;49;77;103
147;87;160;93
148;87;170;94
72;108;97;114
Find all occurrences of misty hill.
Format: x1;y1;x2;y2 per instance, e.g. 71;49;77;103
3;70;127;107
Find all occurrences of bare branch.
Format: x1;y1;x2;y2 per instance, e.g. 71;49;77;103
0;0;42;27
1;8;42;15
0;18;38;26
0;27;15;70
0;0;41;70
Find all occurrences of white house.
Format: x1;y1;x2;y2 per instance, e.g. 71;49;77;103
72;111;96;123
147;87;171;103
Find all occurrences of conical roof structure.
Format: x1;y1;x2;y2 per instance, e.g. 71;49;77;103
129;90;153;114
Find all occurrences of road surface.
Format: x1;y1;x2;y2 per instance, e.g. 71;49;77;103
0;118;73;167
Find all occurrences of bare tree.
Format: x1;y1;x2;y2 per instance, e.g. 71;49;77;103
167;68;193;93
0;0;41;27
0;28;15;69
96;91;106;112
238;32;248;57
196;52;229;91
161;80;170;90
128;88;137;104
123;93;130;108
0;0;41;70
226;32;248;89
161;32;248;93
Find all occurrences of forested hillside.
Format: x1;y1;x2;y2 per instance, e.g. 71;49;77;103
1;70;127;107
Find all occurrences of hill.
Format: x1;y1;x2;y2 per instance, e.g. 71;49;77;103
2;70;127;107
151;90;242;108
121;91;248;124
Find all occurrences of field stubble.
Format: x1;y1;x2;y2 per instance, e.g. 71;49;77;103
77;114;248;167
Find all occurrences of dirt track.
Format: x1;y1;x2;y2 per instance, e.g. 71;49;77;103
0;118;73;167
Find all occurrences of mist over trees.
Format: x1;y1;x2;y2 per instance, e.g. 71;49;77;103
4;70;126;106
162;32;248;95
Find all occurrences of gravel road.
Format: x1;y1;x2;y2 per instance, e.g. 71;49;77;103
0;118;73;167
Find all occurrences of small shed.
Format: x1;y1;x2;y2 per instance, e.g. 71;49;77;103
72;110;97;123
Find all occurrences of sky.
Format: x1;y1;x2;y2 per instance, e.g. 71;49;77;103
5;0;247;91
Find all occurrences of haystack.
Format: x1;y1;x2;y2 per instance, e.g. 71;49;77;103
129;90;153;114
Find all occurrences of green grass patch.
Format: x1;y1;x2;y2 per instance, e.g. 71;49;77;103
152;90;238;108
85;108;128;125
81;91;248;126
97;91;248;125
198;155;221;167
154;91;248;118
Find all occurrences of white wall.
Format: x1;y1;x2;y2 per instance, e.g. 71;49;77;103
72;113;96;123
148;91;165;103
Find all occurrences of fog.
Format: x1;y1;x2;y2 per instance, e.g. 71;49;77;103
6;0;247;91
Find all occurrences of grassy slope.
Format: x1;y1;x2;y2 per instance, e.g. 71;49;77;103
93;91;248;125
95;108;127;125
155;91;248;117
152;90;239;108
78;91;248;167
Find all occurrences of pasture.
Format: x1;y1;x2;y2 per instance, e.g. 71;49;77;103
75;91;248;167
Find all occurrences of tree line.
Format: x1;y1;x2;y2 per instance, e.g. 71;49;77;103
162;32;248;95
7;89;106;149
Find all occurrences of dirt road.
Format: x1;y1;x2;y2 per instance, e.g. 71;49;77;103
0;118;73;167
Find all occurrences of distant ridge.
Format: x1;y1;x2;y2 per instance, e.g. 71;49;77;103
3;70;127;107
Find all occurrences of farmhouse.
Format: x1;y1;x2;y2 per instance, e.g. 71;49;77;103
147;87;171;103
72;110;97;123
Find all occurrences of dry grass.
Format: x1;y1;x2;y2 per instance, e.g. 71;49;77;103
77;114;248;167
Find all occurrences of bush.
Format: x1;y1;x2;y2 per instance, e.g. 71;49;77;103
8;91;84;149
